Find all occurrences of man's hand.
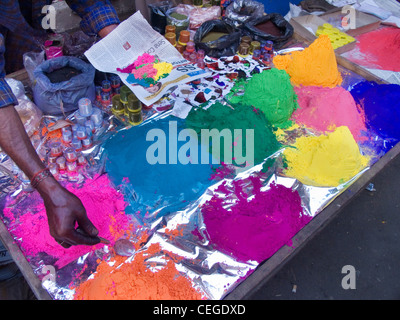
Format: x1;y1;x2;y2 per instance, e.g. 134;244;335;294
38;177;100;248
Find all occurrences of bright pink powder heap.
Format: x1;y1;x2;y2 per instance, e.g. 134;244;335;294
3;174;132;269
117;53;156;74
201;176;312;263
343;26;400;72
292;85;367;142
131;64;157;80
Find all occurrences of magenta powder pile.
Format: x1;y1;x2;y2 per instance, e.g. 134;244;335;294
201;176;311;263
3;174;131;269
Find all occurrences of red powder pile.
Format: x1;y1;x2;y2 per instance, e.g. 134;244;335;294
344;26;400;71
292;85;367;142
201;176;311;263
73;243;205;300
3;174;132;268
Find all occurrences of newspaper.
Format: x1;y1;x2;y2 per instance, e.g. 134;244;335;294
84;11;211;106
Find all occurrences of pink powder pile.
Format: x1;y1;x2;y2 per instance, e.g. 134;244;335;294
117;53;156;74
132;53;156;68
292;86;367;142
343;26;400;72
3;174;132;269
131;64;157;80
201;176;311;263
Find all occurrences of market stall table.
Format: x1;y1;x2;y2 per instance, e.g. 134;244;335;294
0;30;397;299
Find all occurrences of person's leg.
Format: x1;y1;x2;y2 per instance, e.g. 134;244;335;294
0;263;36;300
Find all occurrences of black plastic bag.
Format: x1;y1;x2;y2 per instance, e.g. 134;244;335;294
243;13;294;49
224;0;265;27
148;1;172;35
32;56;95;116
194;19;242;58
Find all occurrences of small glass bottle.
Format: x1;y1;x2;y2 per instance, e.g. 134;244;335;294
49;141;63;157
62;128;72;144
78;97;93;117
64;147;78;163
56;156;67;171
165;32;177;46
90;108;103;128
101;79;111;93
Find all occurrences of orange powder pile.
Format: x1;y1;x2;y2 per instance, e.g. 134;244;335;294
273;35;342;88
73;243;205;300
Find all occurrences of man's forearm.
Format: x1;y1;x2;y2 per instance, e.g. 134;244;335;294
0;105;44;180
0;104;63;197
64;0;120;37
0;104;100;246
98;24;118;38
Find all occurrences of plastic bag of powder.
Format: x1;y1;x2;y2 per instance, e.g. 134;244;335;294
32;56;95;116
194;19;242;58
243;13;294;50
224;0;265;27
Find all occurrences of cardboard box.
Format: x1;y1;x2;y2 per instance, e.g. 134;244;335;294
290;15;356;54
321;7;381;37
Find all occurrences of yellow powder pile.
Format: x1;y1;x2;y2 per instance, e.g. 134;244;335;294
273;35;342;88
153;62;173;81
283;126;369;187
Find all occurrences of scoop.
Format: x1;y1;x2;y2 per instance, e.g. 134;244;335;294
75;227;136;257
113;238;136;257
75;227;110;244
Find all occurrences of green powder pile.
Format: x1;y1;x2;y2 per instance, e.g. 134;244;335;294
229;69;299;128
185;102;282;167
170;12;188;20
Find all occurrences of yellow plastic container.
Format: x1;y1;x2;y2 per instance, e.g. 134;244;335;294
315;23;355;49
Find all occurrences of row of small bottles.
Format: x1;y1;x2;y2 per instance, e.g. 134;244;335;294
95;75;122;109
47;137;88;178
94;74;143;127
164;25;206;69
111;85;143;126
165;25;275;68
45;96;107;178
237;35;275;67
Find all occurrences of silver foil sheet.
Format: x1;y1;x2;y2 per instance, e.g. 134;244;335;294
0;61;375;300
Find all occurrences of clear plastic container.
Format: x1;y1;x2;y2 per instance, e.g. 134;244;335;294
167;8;189;38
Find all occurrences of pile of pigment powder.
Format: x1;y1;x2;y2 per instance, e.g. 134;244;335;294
73;243;205;300
228;69;299;128
201;176;311;263
2;174;132;269
350;81;400;151
103;116;217;221
273;35;343;88
283;126;370;187
185;101;282;167
292;86;367;142
343;27;400;72
117;53;173;87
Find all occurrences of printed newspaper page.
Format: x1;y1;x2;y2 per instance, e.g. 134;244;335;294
85;11;210;106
